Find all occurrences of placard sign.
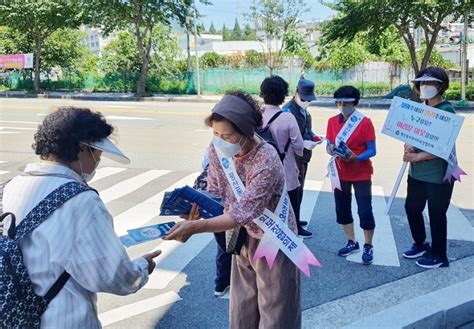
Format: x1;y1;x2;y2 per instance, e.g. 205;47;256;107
382;96;464;161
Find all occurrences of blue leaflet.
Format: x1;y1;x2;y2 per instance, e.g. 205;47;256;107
126;222;176;243
159;186;224;219
333;141;353;160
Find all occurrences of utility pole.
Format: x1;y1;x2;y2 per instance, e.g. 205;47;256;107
461;5;468;101
193;2;201;97
185;16;192;73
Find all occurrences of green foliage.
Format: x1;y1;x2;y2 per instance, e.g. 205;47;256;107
417;45;459;70
0;25;31;54
200;52;223;68
315;37;374;70
444;82;474;101
209;22;217;34
321;0;471;73
231;19;242;40
242;24;258;41
313;81;391;97
222;24;230;41
244;50;265;67
42;29;89;72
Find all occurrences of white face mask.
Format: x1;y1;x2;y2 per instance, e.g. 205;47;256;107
212;136;242;157
295;98;310;109
338;105;355;117
420;85;438;100
80;148;100;183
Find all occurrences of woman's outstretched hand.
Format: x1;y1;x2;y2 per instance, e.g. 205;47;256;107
164;220;198;242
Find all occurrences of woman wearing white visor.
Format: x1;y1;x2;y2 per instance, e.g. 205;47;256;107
1;107;161;328
402;67;456;268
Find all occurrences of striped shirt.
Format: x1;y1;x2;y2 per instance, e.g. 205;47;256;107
2;161;149;329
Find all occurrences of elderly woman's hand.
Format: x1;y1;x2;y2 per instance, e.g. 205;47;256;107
164;220;198;242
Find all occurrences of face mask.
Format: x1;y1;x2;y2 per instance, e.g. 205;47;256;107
338;105;355;117
420;85;438;100
80;148;100;183
212;136;243;157
296;98;310;109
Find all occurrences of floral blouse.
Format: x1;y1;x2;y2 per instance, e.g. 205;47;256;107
207;141;298;239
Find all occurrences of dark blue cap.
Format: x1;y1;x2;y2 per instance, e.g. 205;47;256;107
296;79;316;101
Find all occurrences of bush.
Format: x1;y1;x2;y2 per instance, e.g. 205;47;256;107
200;52;223;69
313;82;391;97
444;82;474;101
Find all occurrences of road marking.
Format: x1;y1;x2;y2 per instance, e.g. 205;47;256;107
100;169;171;204
0;120;38;124
112;172;199;236
301;180;324;226
0;126;36;131
423;202;474;242
89;167;127;184
105;115;155;121
346;185;400;267
0;171;9;176
0;132;21;135
194;129;212;132
0;161;7;164
146;232;214;289
98;292;181;327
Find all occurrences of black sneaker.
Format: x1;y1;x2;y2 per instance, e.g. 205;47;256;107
416;255;449;269
403;242;430;259
338;240;360;256
214;284;230;297
298;227;313;238
299;221;308;227
362;244;374;264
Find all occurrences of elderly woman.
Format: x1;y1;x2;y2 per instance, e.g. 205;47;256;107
402;67;458;269
165;90;301;328
1;107;160;328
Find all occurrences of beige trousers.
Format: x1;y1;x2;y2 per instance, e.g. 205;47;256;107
229;236;301;329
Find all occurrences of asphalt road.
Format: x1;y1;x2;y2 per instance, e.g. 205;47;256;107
1;98;473;328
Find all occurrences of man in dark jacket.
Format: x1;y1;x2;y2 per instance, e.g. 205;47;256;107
283;79;318;237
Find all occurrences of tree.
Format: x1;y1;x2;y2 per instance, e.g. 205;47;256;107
209;22;217;34
248;0;309;75
315;36;373;70
231;18;242;40
0;1;86;93
243;24;258;40
320;0;472;74
200;51;223;68
222;24;230;41
85;0;201;96
198;22;206;34
284;28;315;69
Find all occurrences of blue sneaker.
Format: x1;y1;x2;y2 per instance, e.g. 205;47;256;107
403;242;430;259
416;255;449;269
338;240;360;256
362;244;374;264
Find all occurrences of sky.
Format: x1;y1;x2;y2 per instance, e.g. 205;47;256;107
195;0;336;30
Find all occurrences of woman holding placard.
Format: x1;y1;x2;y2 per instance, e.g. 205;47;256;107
403;67;456;269
165;90;303;328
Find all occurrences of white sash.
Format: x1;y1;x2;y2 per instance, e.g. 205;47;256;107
328;110;365;191
214;145;320;277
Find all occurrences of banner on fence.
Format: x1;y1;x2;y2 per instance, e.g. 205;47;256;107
0;53;33;69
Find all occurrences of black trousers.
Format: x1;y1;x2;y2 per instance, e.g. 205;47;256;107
334;180;375;230
288;188;301;229
214;232;231;289
405;175;454;259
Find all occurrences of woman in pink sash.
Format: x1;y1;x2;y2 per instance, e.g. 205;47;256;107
165;90;301;328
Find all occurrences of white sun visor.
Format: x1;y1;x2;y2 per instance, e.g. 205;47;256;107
334;98;356;102
411;74;443;83
82;138;130;164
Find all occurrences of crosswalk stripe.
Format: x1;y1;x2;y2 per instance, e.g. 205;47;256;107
301;180;323;226
99;169;171;204
0;161;8;164
0;126;36;131
346;185;400;267
146;233;214;290
0;171;10;176
0;132;20;135
423;202;474;242
113;172;199;236
98;292;181;327
89;167;127;184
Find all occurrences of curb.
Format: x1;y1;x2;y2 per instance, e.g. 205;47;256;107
1;92;473;111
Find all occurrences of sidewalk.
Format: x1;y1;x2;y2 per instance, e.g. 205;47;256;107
1;91;473;110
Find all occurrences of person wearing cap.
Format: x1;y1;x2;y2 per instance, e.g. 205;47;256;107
326;86;377;264
402;67;457;268
283;78;320;238
1;107;161;328
259;75;308;238
165;90;301;328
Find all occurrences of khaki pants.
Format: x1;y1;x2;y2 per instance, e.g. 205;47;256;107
229;236;301;329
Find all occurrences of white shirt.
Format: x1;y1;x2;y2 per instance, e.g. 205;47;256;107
2;162;149;329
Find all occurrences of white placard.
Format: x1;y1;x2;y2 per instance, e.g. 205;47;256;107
382;97;464;161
